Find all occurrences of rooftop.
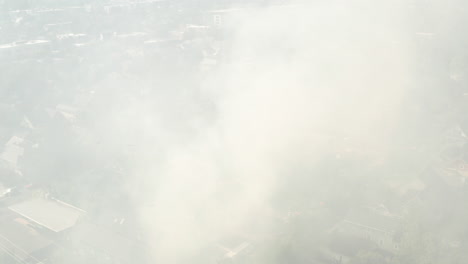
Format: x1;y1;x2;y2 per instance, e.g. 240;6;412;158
0;40;50;50
9;198;86;232
71;222;149;263
0;210;53;261
344;206;400;234
1;136;24;167
0;182;8;198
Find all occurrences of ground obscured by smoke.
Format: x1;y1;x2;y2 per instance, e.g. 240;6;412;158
3;0;467;263
130;1;418;262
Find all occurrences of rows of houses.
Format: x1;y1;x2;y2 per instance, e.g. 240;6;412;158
3;1;461;263
0;2;249;262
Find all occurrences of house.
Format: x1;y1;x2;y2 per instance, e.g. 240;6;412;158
203;8;244;29
217;239;252;262
0;182;10;199
386;178;426;197
55;104;79;123
66;221;150;264
205;234;253;264
1;135;25;169
329;206;402;260
438;163;468;188
449;54;468;83
0;39;51;61
326;233;376;264
436;136;468;187
441;126;467;148
0;209;54;263
0;191;83;263
8;197;86;233
0;181;19;201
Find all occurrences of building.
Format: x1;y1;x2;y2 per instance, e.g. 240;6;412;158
8;197;86;234
0;194;85;263
203;8;245;29
66;221;150;264
195;234;253;264
0;209;54;263
0;182;12;200
330;206;402;258
1;135;25;170
217;238;252;263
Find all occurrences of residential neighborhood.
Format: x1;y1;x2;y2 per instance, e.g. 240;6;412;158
1;0;468;263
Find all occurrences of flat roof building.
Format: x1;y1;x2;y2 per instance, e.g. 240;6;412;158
0;209;53;263
9;198;86;233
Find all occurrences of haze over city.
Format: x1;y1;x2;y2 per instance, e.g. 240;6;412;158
1;0;468;263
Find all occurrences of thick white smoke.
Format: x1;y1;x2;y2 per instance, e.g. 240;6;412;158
131;1;415;262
